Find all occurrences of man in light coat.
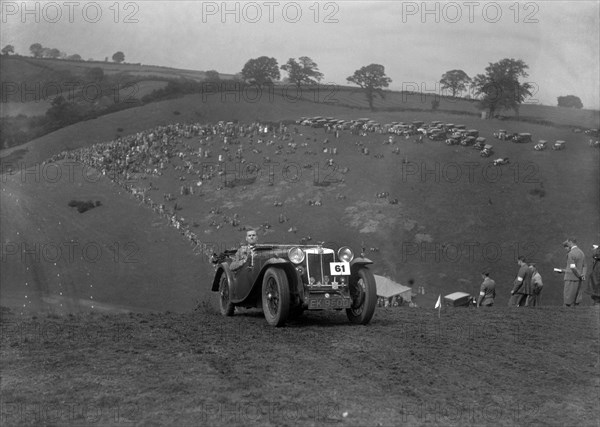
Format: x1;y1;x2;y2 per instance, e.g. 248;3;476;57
559;238;587;307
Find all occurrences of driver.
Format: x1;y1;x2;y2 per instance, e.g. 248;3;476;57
230;229;258;271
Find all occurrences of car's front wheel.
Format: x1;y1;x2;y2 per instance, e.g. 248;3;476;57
346;267;377;325
262;267;290;327
218;274;234;316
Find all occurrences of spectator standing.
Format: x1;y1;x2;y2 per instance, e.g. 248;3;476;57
510;256;530;306
526;264;543;307
585;244;600;305
558;238;587;307
477;270;496;307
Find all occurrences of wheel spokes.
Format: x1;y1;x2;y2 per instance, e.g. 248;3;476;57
266;278;279;314
350;278;365;313
220;281;229;306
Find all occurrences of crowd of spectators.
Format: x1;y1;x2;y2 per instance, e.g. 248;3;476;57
46;121;302;259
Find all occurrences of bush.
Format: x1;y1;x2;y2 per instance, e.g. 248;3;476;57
68;199;101;213
529;188;546;198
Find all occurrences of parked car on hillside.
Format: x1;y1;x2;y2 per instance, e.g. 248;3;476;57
493;129;508;140
534;140;548;151
211;243;377;327
473;137;487;150
480;144;494;157
513;133;532;143
460;136;477;146
553;140;566;150
428;130;446;141
445;136;460;145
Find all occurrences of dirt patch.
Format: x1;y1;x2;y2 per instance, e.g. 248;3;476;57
343;201;403;235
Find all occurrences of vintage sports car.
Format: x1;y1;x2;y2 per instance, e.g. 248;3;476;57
211;244;377;327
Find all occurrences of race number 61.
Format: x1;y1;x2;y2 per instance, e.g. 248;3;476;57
330;262;350;275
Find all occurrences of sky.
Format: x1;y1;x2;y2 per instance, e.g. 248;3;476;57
1;0;599;109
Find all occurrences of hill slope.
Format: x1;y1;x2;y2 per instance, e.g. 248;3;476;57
1;93;599;314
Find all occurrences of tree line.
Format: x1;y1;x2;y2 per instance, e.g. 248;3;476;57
238;56;584;113
1;43;125;64
1;44;585;112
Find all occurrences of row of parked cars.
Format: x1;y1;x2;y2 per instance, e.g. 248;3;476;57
492;129;570;151
297;116;384;132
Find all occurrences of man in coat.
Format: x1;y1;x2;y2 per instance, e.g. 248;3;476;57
510;256;530;307
558;238;587;307
477;269;496;307
585;244;600;305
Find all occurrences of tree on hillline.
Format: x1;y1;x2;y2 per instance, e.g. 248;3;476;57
347;63;392;111
1;45;14;56
112;51;125;63
241;56;280;86
471;58;533;118
67;54;82;61
440;69;471;97
204;70;220;82
557;95;583;109
280;56;324;88
46;48;61;59
30;43;43;58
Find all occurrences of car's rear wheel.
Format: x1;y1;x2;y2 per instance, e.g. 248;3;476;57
346;267;377;325
262;267;290;327
218;274;234;316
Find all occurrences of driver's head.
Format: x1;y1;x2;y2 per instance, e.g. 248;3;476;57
246;229;258;246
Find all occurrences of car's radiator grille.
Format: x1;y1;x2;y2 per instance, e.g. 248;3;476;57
306;252;334;285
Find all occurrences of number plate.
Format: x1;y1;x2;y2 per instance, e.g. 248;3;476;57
330;262;350;275
307;296;351;310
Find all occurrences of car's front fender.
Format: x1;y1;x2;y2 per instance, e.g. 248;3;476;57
211;263;233;292
350;257;374;276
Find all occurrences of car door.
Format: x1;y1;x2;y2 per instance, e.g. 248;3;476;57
230;253;258;301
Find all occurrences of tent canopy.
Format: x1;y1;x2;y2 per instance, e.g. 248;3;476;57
374;275;412;301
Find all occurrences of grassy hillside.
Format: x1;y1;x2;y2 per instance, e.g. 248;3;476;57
0;166;203;314
0;55;226;84
1;91;598;314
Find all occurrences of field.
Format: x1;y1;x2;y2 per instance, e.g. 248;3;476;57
1;305;598;426
1;58;600;426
